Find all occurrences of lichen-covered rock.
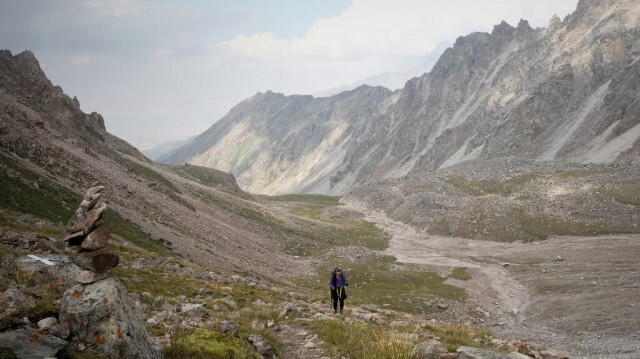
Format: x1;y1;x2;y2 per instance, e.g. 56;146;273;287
59;276;162;359
0;287;35;308
0;328;68;359
248;334;273;357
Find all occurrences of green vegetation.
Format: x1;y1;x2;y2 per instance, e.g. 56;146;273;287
423;322;493;352
0;302;59;332
174;164;252;199
0;154;80;223
268;194;341;206
450;267;472;281
304;256;465;314
270;194;341;220
0;209;66;239
175;164;232;188
164;328;262;359
314;321;417;359
432;206;627;242
195;190;388;256
600;179;640;207
442;173;542;197
513;209;622;241
120;157;181;194
102;211;169;255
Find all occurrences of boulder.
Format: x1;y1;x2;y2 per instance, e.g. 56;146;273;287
0;287;35;308
0;328;68;359
248;334;274;357
216;320;238;336
59;276;162;359
180;303;207;318
411;339;443;359
457;346;511;359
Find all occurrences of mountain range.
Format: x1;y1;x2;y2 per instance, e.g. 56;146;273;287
165;0;640;196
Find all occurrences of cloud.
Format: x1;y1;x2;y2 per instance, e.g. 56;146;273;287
215;0;578;64
68;54;91;66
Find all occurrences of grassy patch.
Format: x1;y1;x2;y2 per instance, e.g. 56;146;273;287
174;164;252;200
196;190;388;256
442;173;542;197
600;179;640;207
0;209;66;239
314;320;419;359
0;302;59;331
450;267;472;281
102;211;169;255
164;328;261;359
304;256;465;314
121;157;180;194
423;322;493;352
432;206;627;242
513;209;622;241
268;194;341;206
0;154;80;223
282;220;389;257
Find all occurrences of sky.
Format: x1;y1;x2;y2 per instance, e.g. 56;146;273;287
0;0;579;150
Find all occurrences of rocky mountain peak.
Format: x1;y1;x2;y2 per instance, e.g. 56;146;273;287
168;0;640;195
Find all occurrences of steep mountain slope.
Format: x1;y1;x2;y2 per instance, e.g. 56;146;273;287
0;50;312;279
167;86;392;194
168;0;640;196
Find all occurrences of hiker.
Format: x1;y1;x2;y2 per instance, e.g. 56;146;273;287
329;267;348;314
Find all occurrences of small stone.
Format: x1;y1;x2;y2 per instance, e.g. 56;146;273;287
81;224;111;251
50;324;71;339
38;317;58;329
75;266;110;284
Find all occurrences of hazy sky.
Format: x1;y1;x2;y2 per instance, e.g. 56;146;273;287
0;0;578;150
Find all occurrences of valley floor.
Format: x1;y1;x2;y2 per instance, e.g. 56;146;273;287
343;200;640;359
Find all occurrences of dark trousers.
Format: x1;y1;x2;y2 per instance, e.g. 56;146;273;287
331;288;345;312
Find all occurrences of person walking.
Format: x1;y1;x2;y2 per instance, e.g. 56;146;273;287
329;267;348;314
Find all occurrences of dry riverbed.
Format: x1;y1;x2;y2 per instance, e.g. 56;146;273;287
343;200;640;359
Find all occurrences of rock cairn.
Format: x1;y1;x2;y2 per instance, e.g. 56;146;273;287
60;185;162;358
63;185;119;283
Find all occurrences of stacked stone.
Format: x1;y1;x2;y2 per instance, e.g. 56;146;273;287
63;185;119;283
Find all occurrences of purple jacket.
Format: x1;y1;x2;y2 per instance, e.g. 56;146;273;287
329;272;347;289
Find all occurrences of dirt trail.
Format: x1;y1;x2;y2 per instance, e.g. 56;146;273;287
343;200;640;358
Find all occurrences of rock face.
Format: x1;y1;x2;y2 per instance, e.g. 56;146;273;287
166;0;640;195
59;276;162;359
